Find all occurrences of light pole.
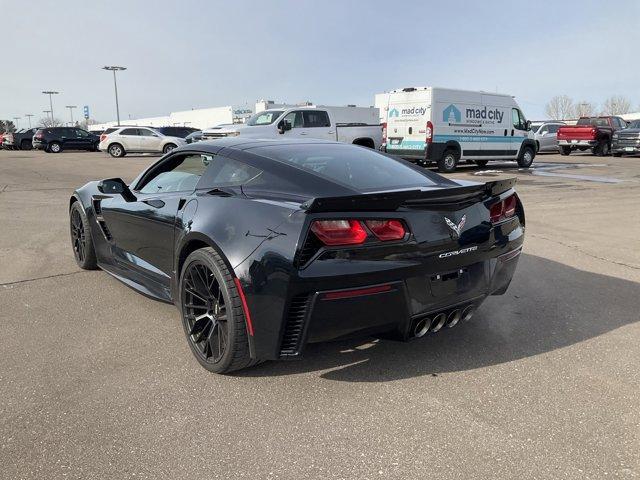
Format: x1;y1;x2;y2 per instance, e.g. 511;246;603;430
65;105;77;126
25;114;34;128
42;91;59;122
13;117;21;129
43;110;52;125
102;66;126;125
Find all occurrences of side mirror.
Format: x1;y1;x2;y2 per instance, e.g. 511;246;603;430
98;178;136;201
278;120;292;134
525;120;532;131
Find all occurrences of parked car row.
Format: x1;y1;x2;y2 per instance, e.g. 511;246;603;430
0;128;38;150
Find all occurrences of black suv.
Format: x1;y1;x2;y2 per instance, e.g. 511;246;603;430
154;126;199;138
32;127;99;153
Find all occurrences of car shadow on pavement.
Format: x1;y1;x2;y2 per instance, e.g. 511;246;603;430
238;253;640;382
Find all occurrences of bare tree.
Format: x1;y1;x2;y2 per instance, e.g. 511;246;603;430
38;116;65;128
574;101;596;118
0;120;17;133
600;95;632;115
545;95;575;120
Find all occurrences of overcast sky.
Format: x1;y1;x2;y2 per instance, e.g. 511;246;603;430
1;0;638;127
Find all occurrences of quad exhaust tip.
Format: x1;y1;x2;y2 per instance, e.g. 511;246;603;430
462;305;475;322
429;313;447;333
413;317;431;338
446;309;461;328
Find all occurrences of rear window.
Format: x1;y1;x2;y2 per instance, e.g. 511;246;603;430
251;143;438;192
577;118;610;127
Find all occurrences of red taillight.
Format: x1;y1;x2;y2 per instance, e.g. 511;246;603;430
381;122;387;145
310;220;368;246
490;194;518;223
365;219;406;241
100;134;107;142
426;120;433;144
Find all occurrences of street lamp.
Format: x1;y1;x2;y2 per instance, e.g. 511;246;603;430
102;66;126;126
65;105;77;126
43;110;52;125
13;117;21;129
25;114;34;128
42;91;59;121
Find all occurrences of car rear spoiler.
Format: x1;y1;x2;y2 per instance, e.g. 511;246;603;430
300;178;517;213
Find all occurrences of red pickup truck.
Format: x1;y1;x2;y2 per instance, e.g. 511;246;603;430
557;116;627;156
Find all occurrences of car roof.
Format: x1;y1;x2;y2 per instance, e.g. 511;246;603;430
180;136;341;152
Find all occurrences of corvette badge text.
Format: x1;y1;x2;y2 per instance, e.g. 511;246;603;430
438;245;478;258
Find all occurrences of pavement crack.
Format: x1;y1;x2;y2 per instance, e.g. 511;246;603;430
530;233;640;270
0;270;86;288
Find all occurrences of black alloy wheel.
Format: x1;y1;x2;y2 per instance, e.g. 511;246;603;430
182;261;229;364
69;202;97;269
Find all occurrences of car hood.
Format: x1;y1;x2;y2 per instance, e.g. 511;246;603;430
617;129;640;135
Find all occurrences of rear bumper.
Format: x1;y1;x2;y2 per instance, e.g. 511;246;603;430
32;139;47;150
558;139;597;147
250;226;524;361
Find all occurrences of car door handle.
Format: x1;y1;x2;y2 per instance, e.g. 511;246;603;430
327;130;335;134
299;132;307;135
143;199;165;208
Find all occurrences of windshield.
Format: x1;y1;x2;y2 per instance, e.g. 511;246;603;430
246;110;284;126
629;120;640;129
251;143;439;193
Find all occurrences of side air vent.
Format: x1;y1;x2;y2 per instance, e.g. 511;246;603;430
279;294;311;357
297;232;324;267
92;199;102;215
98;221;113;241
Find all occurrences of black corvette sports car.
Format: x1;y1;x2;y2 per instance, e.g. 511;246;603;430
69;138;525;373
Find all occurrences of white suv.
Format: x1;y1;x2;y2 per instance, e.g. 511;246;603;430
99;126;186;157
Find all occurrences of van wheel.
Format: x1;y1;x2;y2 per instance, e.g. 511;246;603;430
437;149;458;173
560;146;571;156
474;160;489;168
517;145;535;168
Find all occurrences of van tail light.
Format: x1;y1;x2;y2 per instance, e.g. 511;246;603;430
426;121;433;144
310;220;368;246
364;219;406;241
489;194;518;223
381;122;387;145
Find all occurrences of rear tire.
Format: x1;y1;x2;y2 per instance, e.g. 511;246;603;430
474;160;489;168
163;143;177;154
560;146;571;156
437;149;458;173
20;139;32;150
108;143;125;158
612;152;623;157
49;142;62;153
517;145;535;168
69;202;98;270
594;139;610;156
180;247;256;374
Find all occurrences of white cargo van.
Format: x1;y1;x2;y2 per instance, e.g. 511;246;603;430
380;87;536;172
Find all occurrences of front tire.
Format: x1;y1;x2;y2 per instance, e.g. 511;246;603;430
69;202;97;270
108;143;125;158
21;140;32;150
517;145;535;168
180;247;254;374
560;146;571;156
437;149;458;173
49;142;62;153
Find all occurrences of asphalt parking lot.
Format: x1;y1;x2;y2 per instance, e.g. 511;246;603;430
1;149;639;479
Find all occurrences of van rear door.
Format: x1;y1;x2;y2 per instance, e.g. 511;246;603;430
385;89;430;159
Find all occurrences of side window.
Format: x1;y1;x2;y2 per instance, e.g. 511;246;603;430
75;129;89;137
539;126;549;134
138;129;156;137
547;124;559;134
121;128;139;136
205;156;262;187
512;109;526;130
138;154;210;194
282;111;304;128
303;110;331;128
60;128;73;137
